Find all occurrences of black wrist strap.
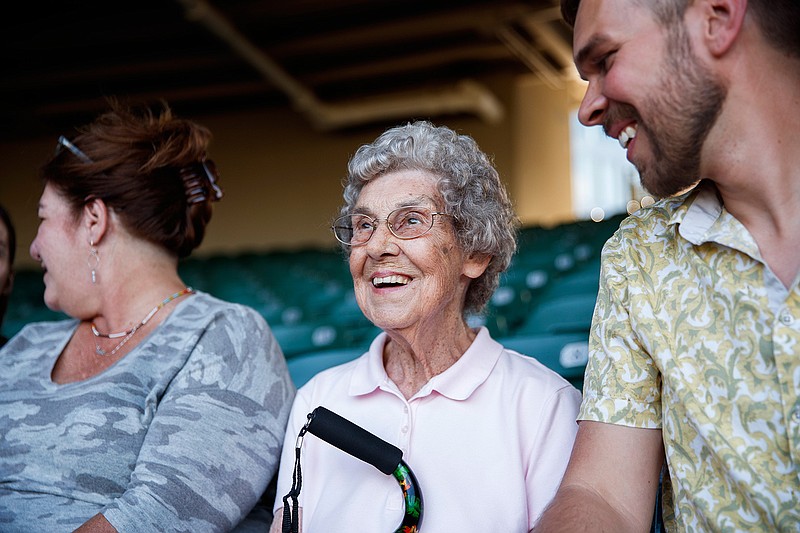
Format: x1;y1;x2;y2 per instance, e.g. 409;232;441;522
281;424;307;533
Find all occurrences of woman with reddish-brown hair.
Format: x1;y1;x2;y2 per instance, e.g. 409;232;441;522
0;100;295;532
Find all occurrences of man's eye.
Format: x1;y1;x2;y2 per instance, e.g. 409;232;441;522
596;52;615;72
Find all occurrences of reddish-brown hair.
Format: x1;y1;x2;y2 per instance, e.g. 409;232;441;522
41;99;222;259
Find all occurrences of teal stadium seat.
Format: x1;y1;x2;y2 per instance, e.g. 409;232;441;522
287;347;365;387
498;332;589;389
270;322;341;358
2;271;66;339
517;293;598;336
545;268;600;298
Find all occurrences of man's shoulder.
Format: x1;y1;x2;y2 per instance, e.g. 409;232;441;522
625;191;690;228
608;188;694;248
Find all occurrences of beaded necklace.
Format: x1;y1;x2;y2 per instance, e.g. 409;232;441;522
92;287;194;357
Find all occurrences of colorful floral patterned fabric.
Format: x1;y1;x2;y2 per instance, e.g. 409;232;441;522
579;181;800;532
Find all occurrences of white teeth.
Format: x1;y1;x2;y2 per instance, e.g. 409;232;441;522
372;275;410;287
618;125;638;149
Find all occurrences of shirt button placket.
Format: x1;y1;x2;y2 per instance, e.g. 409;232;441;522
399;404;411;455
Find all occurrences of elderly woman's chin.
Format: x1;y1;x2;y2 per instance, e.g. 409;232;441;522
363;310;415;334
354;277;465;334
354;293;413;332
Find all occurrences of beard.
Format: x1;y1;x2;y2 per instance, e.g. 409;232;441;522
606;25;727;198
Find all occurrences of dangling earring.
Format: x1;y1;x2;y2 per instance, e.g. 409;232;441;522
88;240;100;284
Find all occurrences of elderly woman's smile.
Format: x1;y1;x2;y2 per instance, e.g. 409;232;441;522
371;274;410;288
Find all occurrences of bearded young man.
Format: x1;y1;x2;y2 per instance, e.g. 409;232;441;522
533;0;800;531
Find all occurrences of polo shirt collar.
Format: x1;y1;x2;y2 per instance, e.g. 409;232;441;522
348;327;502;401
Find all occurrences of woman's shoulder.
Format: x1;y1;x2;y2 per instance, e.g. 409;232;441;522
172;291;269;332
162;292;293;394
496;346;581;396
184;290;264;316
491;349;582;426
164;291;283;366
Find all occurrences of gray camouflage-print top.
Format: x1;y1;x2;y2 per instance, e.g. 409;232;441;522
0;291;295;532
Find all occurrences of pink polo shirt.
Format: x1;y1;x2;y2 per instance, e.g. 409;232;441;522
273;327;581;532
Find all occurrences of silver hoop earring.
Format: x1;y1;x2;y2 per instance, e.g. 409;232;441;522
88;240;100;284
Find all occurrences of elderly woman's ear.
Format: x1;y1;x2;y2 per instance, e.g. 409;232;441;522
463;252;492;279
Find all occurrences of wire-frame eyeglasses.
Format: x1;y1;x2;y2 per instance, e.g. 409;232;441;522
332;206;455;246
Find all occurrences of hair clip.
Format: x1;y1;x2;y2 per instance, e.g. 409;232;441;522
179;160;224;204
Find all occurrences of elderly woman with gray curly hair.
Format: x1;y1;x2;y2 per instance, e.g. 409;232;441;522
271;121;581;533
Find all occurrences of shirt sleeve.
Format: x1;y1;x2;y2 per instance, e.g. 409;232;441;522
578;228;662;428
526;383;582;524
103;304;296;533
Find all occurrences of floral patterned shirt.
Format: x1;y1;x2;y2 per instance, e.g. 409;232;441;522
579;181;800;532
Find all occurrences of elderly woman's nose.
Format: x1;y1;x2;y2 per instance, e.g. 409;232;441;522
365;220;398;255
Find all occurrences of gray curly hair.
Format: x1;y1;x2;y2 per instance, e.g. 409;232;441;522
339;121;518;314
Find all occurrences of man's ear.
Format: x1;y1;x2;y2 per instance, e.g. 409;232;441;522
83;197;110;245
701;0;747;56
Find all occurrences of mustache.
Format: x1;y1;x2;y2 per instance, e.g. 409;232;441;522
602;102;641;137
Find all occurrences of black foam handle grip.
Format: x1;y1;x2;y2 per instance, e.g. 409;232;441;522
305;406;403;475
